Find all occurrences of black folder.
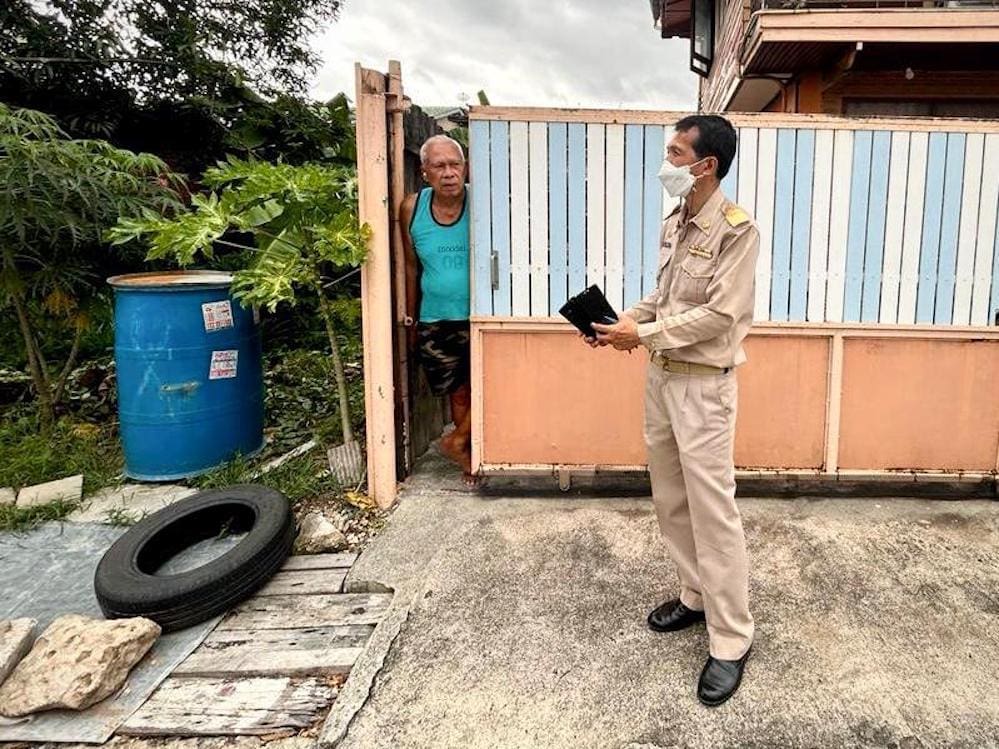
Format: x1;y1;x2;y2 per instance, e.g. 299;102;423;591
558;285;619;338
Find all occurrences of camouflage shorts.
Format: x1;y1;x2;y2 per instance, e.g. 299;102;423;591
416;321;470;396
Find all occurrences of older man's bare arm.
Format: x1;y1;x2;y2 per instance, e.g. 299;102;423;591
399;193;419;349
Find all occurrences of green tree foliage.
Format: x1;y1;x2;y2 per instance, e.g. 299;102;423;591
0;104;182;427
0;0;349;173
1;0;341;103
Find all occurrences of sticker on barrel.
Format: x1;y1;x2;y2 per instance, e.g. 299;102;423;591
209;350;238;380
202;300;234;331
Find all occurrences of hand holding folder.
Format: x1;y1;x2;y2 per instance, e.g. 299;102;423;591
558;285;619;338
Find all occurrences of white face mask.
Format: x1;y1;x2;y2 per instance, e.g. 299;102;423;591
658;157;708;199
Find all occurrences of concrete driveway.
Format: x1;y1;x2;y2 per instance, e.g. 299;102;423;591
325;453;999;749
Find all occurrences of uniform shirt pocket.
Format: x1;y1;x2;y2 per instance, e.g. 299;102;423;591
676;254;716;304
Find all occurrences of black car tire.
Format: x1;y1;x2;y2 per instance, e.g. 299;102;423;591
94;484;294;632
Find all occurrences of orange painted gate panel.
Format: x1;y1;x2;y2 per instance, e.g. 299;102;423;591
478;326;830;470
474;322;999;475
839;338;999;471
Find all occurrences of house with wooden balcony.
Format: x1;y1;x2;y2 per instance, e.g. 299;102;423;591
650;0;999;114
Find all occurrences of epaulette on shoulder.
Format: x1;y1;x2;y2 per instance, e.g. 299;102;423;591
723;203;751;228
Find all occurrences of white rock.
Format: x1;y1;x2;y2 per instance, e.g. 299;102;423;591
15;474;84;509
0;618;36;687
0;614;160;716
0;487;15;506
295;511;348;554
68;483;197;524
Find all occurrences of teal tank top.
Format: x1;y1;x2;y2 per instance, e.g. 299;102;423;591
409;186;470;322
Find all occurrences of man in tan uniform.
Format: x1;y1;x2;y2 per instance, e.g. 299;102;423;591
590;115;759;707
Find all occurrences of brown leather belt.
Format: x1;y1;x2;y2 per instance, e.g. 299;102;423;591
651;352;730;375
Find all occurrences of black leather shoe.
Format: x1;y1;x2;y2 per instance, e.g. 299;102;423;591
646;599;706;632
697;647;751;707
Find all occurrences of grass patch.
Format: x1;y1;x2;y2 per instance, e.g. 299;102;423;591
0;411;122;494
192;448;341;505
0;498;80;533
0;407;123;532
104;505;143;526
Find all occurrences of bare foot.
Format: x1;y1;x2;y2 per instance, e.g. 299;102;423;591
438;434;466;466
440;436;478;487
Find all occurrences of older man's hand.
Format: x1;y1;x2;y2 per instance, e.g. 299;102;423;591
592;316;641;351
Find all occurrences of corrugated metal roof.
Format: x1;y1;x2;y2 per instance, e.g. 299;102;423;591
422;106;464;118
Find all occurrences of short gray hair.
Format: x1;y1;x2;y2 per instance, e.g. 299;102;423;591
420;135;465;165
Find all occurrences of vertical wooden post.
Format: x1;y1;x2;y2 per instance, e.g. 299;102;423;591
355;64;397;507
387;60;413;478
824;331;844;474
470;324;484;473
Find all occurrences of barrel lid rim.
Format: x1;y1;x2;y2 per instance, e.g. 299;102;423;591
108;270;234;288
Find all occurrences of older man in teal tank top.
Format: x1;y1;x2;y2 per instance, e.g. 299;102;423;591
400;135;475;485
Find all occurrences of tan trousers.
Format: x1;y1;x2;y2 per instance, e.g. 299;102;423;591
644;363;754;660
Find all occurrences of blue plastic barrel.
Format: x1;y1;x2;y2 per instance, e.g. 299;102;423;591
109;271;264;481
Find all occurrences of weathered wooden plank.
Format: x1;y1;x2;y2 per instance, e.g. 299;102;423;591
623;123;644;307
933;132;967;324
897;131;928;325
121;676;336;736
604;124;625;310
255;569;347;596
489;121;512;315
586;123;606;291
567;123;587;295
843;129;872;323
174;625;374;677
807;129;834;322
547;122;569;315
641;124;665;297
509;121;530;316
952;132;985;325
860;130;891;323
971;133;999;325
770;128;796;322
219;593;392;631
879;130;910;324
470;119;494;316
826;129;854;323
916;131;948;324
789;128;815;322
754;128;778;321
281;553;357;571
355;64;396;508
737;127;759;217
528;121;549;316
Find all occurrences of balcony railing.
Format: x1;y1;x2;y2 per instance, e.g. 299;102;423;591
752;0;999;10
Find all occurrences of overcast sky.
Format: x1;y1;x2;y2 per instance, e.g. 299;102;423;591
309;0;698;111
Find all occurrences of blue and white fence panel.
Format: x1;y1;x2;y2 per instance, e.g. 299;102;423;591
469;113;999;327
